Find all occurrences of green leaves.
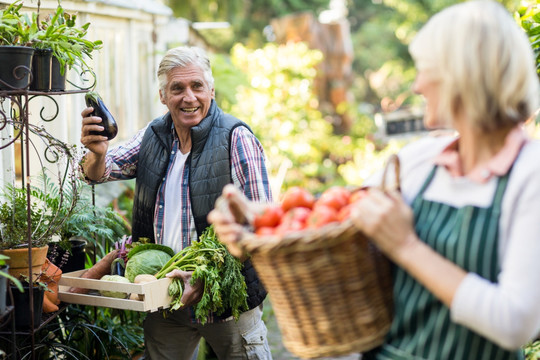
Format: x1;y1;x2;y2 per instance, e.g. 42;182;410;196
157;226;248;324
518;3;540;77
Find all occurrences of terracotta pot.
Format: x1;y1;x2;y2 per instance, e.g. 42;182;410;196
0;245;49;282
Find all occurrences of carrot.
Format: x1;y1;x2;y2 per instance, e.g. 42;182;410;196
69;250;118;294
42;295;59;313
39;259;62;313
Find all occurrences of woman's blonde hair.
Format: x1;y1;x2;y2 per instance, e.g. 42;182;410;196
409;0;539;131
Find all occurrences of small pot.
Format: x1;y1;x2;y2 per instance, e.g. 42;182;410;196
0;245;49;283
7;283;44;330
47;238;87;274
50;56;67;91
30;48;53;91
0;265;8;314
0;46;34;91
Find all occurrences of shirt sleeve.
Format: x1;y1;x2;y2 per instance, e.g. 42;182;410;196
230;126;273;203
450;143;540;349
79;126;147;184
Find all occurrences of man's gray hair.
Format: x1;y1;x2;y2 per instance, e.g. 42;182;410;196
157;46;214;93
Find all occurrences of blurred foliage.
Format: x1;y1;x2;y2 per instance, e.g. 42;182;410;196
348;0;521;109
216;42;402;196
524;339;540;360
518;1;540;78
166;0;329;50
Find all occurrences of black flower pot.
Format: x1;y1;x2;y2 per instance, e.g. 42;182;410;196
0;46;34;91
7;283;44;330
30;48;53;91
50;56;67;91
0;266;8;315
47;238;87;274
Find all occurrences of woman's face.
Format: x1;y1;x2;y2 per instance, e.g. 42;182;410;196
413;69;443;129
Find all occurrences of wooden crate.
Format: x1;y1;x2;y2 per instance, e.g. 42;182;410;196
58;270;172;312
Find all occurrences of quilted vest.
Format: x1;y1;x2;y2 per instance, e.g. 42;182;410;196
132;100;267;315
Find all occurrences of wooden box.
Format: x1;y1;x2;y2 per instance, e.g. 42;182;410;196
58;270;172;312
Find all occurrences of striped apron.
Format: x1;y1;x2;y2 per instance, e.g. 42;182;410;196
376;166;524;360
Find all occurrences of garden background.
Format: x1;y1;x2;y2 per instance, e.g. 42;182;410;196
1;0;539;358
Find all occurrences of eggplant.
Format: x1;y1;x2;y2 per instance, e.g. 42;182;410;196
85;91;118;140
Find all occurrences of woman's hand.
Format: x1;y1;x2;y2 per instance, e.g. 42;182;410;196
208;184;258;260
350;188;418;263
208;208;247;259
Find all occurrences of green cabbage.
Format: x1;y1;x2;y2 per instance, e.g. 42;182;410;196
100;275;131;298
125;248;172;283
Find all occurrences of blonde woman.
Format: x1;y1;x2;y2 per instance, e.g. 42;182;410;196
351;1;540;359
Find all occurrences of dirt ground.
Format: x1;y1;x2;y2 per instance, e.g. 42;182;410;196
263;299;362;360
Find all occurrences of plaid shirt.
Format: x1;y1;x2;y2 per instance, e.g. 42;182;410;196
83;123;272;252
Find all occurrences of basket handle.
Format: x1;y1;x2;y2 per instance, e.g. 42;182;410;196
380;154;401;192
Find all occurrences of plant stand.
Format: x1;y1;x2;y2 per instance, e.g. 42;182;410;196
0;86;88;359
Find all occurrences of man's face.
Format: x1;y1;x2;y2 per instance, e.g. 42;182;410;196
159;64;215;132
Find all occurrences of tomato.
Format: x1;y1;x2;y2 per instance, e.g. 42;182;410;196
349;188;368;204
337;203;354;222
276;207;311;234
255;226;277;236
315;186;350;211
280;186;315;212
306;205;338;228
253;204;283;229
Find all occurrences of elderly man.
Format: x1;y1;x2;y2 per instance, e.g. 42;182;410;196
79;46;273;360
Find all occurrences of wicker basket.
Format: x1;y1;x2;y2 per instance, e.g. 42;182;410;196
231;156;399;359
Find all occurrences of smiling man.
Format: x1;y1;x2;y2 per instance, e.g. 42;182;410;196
79;46;273;360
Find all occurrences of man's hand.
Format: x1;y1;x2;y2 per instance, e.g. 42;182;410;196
80;107;109;156
166;270;204;308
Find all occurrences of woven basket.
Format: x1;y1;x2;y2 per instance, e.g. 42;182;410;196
232;155;399;359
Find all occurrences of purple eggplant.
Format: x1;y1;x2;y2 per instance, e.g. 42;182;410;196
85;91;118;140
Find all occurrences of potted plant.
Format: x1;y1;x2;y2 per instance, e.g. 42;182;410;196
0;178;71;282
47;180;129;273
0;0;36;90
31;3;102;91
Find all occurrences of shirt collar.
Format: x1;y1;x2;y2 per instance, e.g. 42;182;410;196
433;126;528;183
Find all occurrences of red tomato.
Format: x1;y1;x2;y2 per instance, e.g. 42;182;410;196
315;186;350;211
253;204;284;229
256;226;277;236
280;186;315;212
277;207;311;234
349;189;368;204
306;205;338;228
337;203;353;222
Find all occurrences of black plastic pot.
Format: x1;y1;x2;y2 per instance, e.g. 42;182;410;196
7;283;44;330
0;266;7;315
50;56;67;91
30;48;53;91
47;238;87;274
0;46;34;91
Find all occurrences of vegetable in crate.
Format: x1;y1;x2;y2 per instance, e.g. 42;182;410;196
155;226;248;324
124;243;174;283
69;249;119;294
85;91;118;140
99;274;131;298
